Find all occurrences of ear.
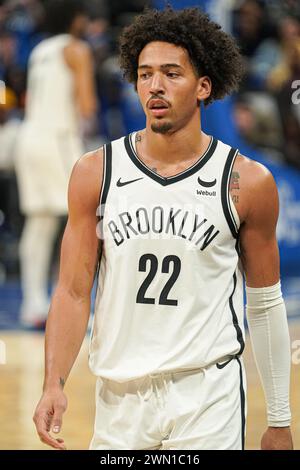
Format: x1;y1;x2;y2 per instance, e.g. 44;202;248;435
197;76;212;103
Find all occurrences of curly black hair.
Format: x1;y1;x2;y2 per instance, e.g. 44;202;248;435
119;7;245;105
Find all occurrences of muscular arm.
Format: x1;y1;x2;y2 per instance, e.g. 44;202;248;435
33;149;103;449
64;40;97;119
44;150;102;390
232;156;293;450
231;156;280;287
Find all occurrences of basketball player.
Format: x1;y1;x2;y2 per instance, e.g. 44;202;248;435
33;8;293;450
15;0;97;327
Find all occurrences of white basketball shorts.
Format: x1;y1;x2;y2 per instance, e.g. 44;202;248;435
89;356;247;450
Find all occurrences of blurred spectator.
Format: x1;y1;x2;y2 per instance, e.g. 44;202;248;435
85;2;111;142
234;93;283;157
267;36;300;170
232;0;300;171
0;86;20;171
5;0;45;67
267;20;300;92
0;30;17;78
87;0;151;140
0;0;8;31
0;29;27;115
14;0;97;328
0;83;22;283
233;0;277;92
233;0;275;58
0;0;46;114
247;16;300;90
265;0;300;24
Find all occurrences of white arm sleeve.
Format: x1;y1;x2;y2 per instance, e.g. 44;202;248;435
246;281;291;427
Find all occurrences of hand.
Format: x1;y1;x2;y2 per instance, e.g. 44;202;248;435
33;388;68;450
261;427;293;450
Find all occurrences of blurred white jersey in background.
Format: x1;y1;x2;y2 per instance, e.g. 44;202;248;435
15;34;83;214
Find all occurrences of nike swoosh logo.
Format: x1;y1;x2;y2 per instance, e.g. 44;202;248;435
216;357;235;369
197;177;217;188
116;177;144;187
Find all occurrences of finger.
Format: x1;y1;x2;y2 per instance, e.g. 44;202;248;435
52;406;64;434
35;414;66;450
39;430;66;450
34;410;53;434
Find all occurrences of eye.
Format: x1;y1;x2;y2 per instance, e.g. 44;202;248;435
139;72;151;80
167;72;179;78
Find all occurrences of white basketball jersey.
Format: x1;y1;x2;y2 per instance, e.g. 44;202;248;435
89;132;245;382
25;34;79;132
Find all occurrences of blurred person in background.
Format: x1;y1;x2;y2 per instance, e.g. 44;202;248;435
0;29;26;112
267;32;300;170
232;2;300;170
84;0;111;144
14;0;97;328
233;0;274;61
251;16;300;89
233;94;282;154
0;86;21;171
89;0;150;141
0;0;46;113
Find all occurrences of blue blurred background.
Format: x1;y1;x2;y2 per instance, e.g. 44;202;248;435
1;0;300;329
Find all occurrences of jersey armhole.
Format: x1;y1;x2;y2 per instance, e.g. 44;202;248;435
98;143;112;209
229;192;240;229
97;142;112;235
221;147;240;239
95;142;112;276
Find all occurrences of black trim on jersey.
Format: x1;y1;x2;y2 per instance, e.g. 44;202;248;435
94;241;102;286
235;233;242;259
96;143;112;274
100;143;112;208
230;272;245;356
237;356;246;450
221;147;239;239
124;133;218;186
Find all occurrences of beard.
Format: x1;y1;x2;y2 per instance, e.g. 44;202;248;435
151;120;173;134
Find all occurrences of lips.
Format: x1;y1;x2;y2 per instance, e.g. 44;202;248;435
148;99;169;117
148;99;169;110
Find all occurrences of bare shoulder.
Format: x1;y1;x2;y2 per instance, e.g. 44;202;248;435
68;147;104;213
232;154;279;223
235;154;274;185
68;38;91;55
64;38;92;68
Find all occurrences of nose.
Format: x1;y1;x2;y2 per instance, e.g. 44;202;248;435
149;72;165;95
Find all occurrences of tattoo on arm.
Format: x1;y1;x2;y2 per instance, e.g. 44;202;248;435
230;171;240;190
59;377;65;389
230;171;240;204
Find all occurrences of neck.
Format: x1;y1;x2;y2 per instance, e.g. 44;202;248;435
68;26;81;39
142;110;209;164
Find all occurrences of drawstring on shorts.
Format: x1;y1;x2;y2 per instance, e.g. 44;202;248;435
137;373;170;405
